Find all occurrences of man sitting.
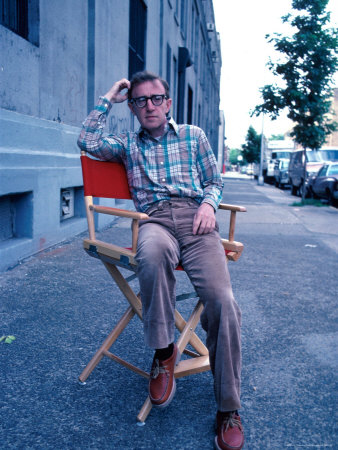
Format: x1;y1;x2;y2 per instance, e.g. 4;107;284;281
78;71;244;450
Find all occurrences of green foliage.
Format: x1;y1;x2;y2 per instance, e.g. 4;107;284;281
241;126;261;164
290;199;329;207
253;0;338;150
269;134;285;141
0;335;16;344
229;148;243;165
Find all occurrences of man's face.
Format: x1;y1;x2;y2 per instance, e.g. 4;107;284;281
128;80;172;137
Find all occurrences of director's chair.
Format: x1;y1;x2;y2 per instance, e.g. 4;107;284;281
79;151;246;423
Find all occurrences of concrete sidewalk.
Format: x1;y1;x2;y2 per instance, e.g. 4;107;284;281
1;220;220;449
1;181;337;449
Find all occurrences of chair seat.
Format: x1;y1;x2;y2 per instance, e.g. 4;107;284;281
123;247;232;271
84;240;236;271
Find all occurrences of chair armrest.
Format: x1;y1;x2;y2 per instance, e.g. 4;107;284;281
218;203;247;213
88;205;149;253
89;205;149;220
218;203;246;261
221;239;244;252
221;239;244;262
83;239;137;268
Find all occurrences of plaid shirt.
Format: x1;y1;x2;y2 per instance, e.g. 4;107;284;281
77;97;223;213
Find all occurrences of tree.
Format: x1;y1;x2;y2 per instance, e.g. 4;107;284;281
253;0;338;200
254;0;338;150
229;148;243;165
241;126;261;164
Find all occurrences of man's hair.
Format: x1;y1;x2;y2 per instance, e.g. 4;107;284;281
128;71;170;101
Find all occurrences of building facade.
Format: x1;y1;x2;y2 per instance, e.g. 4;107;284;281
326;88;338;147
0;0;222;271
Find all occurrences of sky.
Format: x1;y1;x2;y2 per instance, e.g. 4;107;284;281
212;0;338;149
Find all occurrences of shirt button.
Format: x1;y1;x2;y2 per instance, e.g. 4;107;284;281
162;178;165;182
160;161;164;165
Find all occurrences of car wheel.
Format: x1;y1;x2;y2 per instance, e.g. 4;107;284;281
290;179;297;196
311;187;319;199
327;189;335;206
300;181;309;198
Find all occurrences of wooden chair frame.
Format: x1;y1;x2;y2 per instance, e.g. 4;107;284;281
79;152;246;423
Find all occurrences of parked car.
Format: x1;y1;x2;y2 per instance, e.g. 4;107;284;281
265;149;292;183
320;148;338;162
246;164;254;176
308;163;338;205
253;149;291;182
288;149;323;197
274;159;290;188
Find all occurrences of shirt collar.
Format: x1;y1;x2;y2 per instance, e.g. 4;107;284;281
138;117;179;139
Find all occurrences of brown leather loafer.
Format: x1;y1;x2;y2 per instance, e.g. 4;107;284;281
149;343;178;408
215;411;244;450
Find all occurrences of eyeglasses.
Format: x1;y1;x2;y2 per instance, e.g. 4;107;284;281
130;94;168;108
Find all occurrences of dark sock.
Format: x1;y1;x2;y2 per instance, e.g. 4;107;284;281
155;343;174;361
218;410;238;416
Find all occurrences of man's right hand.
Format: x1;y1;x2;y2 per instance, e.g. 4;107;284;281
103;78;131;104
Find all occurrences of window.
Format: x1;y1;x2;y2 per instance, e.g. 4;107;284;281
194;4;199;70
187;85;193;125
60;187;85;222
307;150;322;162
293;152;301;163
0;192;33;241
317;166;326;177
175;0;179;23
60;188;74;221
166;43;171;87
190;3;195;57
129;0;147;79
328;164;338;175
321;149;338;162
172;55;178;120
180;0;186;37
273;151;291;160
199;27;206;87
0;0;39;46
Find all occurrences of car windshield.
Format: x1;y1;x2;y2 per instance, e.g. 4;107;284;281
273;151;291;160
320;149;338;162
306;150;322;162
327;164;338;175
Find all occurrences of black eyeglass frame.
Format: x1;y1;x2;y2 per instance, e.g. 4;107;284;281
129;94;168;108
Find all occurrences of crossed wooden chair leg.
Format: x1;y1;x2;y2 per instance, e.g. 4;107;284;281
79;261;210;423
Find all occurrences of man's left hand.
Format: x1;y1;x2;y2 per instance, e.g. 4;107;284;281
193;203;216;235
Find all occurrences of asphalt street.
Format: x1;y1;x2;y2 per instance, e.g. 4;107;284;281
1;176;337;449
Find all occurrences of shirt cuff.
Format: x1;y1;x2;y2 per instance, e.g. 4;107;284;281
95;96;112;113
202;198;218;211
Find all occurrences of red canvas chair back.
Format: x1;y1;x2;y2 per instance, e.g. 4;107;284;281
80;153;131;200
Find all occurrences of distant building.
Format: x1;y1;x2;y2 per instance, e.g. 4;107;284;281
0;0;222;271
326;88;338;147
217;110;226;172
